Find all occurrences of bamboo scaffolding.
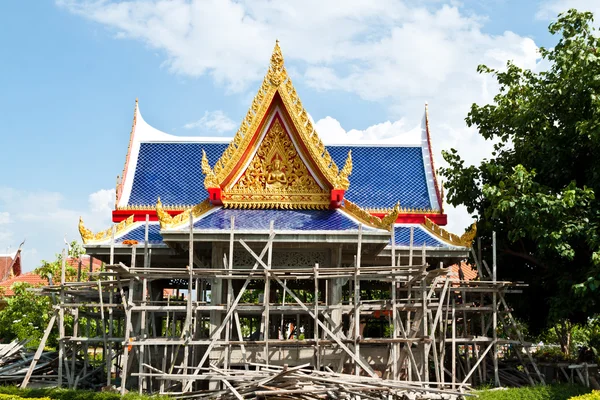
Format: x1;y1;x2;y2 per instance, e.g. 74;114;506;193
32;225;542;395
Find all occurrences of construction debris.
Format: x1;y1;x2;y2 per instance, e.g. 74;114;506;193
0;340;56;385
162;363;466;400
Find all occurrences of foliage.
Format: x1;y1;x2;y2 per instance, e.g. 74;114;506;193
35;241;87;283
533;346;574;363
570;391;600;400
476;384;590;400
0;241;89;349
440;9;600;333
0;282;53;348
0;387;169;400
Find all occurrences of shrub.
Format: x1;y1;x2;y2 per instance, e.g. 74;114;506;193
0;388;169;400
570;391;600;400
476;384;590;400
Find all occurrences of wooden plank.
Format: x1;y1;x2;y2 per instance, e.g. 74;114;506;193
21;314;57;388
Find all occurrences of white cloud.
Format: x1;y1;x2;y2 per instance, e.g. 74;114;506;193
0;187;114;271
184;110;236;133
537;0;600;20
57;0;546;233
0;212;10;225
316;116;421;145
89;188;116;215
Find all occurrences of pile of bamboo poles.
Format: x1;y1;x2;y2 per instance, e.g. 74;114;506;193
163;363;466;399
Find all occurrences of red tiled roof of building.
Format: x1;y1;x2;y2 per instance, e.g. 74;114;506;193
450;261;478;282
0;255;103;297
65;255;104;272
0;271;47;296
0;250;22;282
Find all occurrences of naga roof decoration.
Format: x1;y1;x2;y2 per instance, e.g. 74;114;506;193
200;41;352;210
79;215;135;244
421;216;477;248
156;197;214;230
341;199;400;231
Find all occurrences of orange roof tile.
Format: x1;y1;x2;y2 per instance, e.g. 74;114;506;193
0;272;47;296
0;250;22;282
450;261;478;282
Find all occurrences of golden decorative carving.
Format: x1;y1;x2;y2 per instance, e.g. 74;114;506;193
381;202;400;228
341;199;397;231
268;40;285;86
201;150;219;188
207;41;346;202
156;197;174;229
422;217;477;248
224;119;329;209
78;215;135;244
156;198;214;229
79;217;94;244
335;150;352;190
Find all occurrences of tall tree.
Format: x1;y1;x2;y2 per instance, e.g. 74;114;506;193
441;9;600;333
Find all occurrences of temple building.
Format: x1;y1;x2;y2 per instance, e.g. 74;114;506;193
80;43;474;266
71;42;491;391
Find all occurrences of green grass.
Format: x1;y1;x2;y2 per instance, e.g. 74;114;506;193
476;384;591;400
0;387;169;400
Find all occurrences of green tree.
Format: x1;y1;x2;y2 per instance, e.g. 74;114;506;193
440;9;600;334
0;241;88;348
35;240;87;283
0;282;54;348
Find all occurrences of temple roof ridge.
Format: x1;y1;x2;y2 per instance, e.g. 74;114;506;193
420;103;443;212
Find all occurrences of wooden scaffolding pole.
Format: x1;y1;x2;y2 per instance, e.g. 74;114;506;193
492;231;500;387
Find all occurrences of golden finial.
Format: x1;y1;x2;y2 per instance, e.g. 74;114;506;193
268;40;285;86
78;217;93;244
156;197;174;229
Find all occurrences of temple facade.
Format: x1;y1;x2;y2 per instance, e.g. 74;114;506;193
71;42;489;391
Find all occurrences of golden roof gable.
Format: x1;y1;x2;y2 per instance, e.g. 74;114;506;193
200;41;352;210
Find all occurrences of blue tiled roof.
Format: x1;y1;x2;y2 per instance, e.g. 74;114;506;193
127;143;431;210
191;208;377;231
328;146;430;209
129;143;227;207
393;226;456;248
115;223;164;244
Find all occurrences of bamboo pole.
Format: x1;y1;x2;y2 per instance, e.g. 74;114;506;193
391;225;398;381
314;263;320;369
354;225;362;376
107;225;115;386
58;248;66;387
451;298;456;389
492;231;500;387
138;215;149;393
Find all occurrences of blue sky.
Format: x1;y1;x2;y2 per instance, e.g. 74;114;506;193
0;0;595;270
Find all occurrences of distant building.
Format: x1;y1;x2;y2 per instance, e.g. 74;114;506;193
0;248;22;282
0;255;103;298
